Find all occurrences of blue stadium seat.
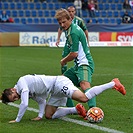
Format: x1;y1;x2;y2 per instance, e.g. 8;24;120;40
42;3;47;9
98;4;104;10
27;18;33;24
117;4;122;10
14;18;20;23
116;18;122;24
34;18;39;24
107;11;113;17
113;11;119;17
110;18;116;23
21;18;27;24
18;10;24;17
53;18;58;24
51;10;56;17
6;10;11;16
120;10;124;17
103;18;109;23
101;11;107;17
12;10;18;17
23;3;28;9
95;11;100;17
108;0;113;3
92;18;97;23
38;10;43;17
46;18;52;23
29;3;34;9
55;3;60;9
110;4;116;10
44;11;49;17
10;3;15;9
25;10;31;17
97;18;103;23
35;3;41;9
114;0;119;3
31;10;37;17
82;10;88;17
61;3;66;8
101;0;106;3
3;2;9;9
48;3;54;9
16;3;22;9
67;3;74;7
104;3;110;10
40;18;46;23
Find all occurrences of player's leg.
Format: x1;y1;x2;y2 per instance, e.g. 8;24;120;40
64;67;78;107
77;65;96;108
85;78;126;100
45;105;58;119
46;89;83;119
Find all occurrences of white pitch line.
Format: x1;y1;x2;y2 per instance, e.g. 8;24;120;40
0;101;125;133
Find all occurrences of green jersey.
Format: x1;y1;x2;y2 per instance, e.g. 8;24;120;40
72;16;87;32
66;23;93;67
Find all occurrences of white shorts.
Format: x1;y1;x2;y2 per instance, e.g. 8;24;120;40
47;76;78;107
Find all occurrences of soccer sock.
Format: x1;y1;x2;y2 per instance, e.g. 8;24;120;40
61;65;67;74
85;81;115;99
84;89;96;108
52;107;77;119
66;98;75;107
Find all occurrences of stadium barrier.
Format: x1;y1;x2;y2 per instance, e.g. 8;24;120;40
0;24;133;46
0;32;19;46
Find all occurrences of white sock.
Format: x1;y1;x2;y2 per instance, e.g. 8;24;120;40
52;107;77;119
85;81;115;99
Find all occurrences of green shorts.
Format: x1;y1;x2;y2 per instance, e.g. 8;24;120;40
64;64;94;87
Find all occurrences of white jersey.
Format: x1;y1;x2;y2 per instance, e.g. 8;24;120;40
14;74;78;122
15;74;57;99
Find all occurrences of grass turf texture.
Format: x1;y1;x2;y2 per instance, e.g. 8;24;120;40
0;47;132;133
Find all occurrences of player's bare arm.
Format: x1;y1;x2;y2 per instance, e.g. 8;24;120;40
60;52;78;66
56;28;63;46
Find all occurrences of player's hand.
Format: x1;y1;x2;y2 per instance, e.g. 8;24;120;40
9;120;17;124
60;59;66;66
31;117;42;121
55;40;60;47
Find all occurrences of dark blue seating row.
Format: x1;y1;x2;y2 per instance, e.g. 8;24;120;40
4;10;130;18
1;2;73;10
13;17;122;24
98;3;123;10
98;0;125;3
14;17;58;24
85;18;122;24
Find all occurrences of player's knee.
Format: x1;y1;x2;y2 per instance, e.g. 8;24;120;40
45;114;52;119
78;95;88;103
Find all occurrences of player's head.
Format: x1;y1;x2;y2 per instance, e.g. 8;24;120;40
67;6;76;19
0;88;20;104
55;8;72;30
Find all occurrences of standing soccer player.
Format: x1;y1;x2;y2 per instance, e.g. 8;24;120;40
56;7;96;108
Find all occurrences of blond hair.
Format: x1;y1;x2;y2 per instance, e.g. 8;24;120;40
55;8;71;21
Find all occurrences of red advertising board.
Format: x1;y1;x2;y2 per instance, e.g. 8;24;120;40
100;32;133;42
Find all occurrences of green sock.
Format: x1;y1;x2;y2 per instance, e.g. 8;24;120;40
66;98;74;107
84;88;96;108
61;65;67;74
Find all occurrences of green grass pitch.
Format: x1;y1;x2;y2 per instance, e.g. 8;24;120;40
0;46;132;133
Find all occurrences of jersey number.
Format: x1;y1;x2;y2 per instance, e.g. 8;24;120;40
61;86;68;95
